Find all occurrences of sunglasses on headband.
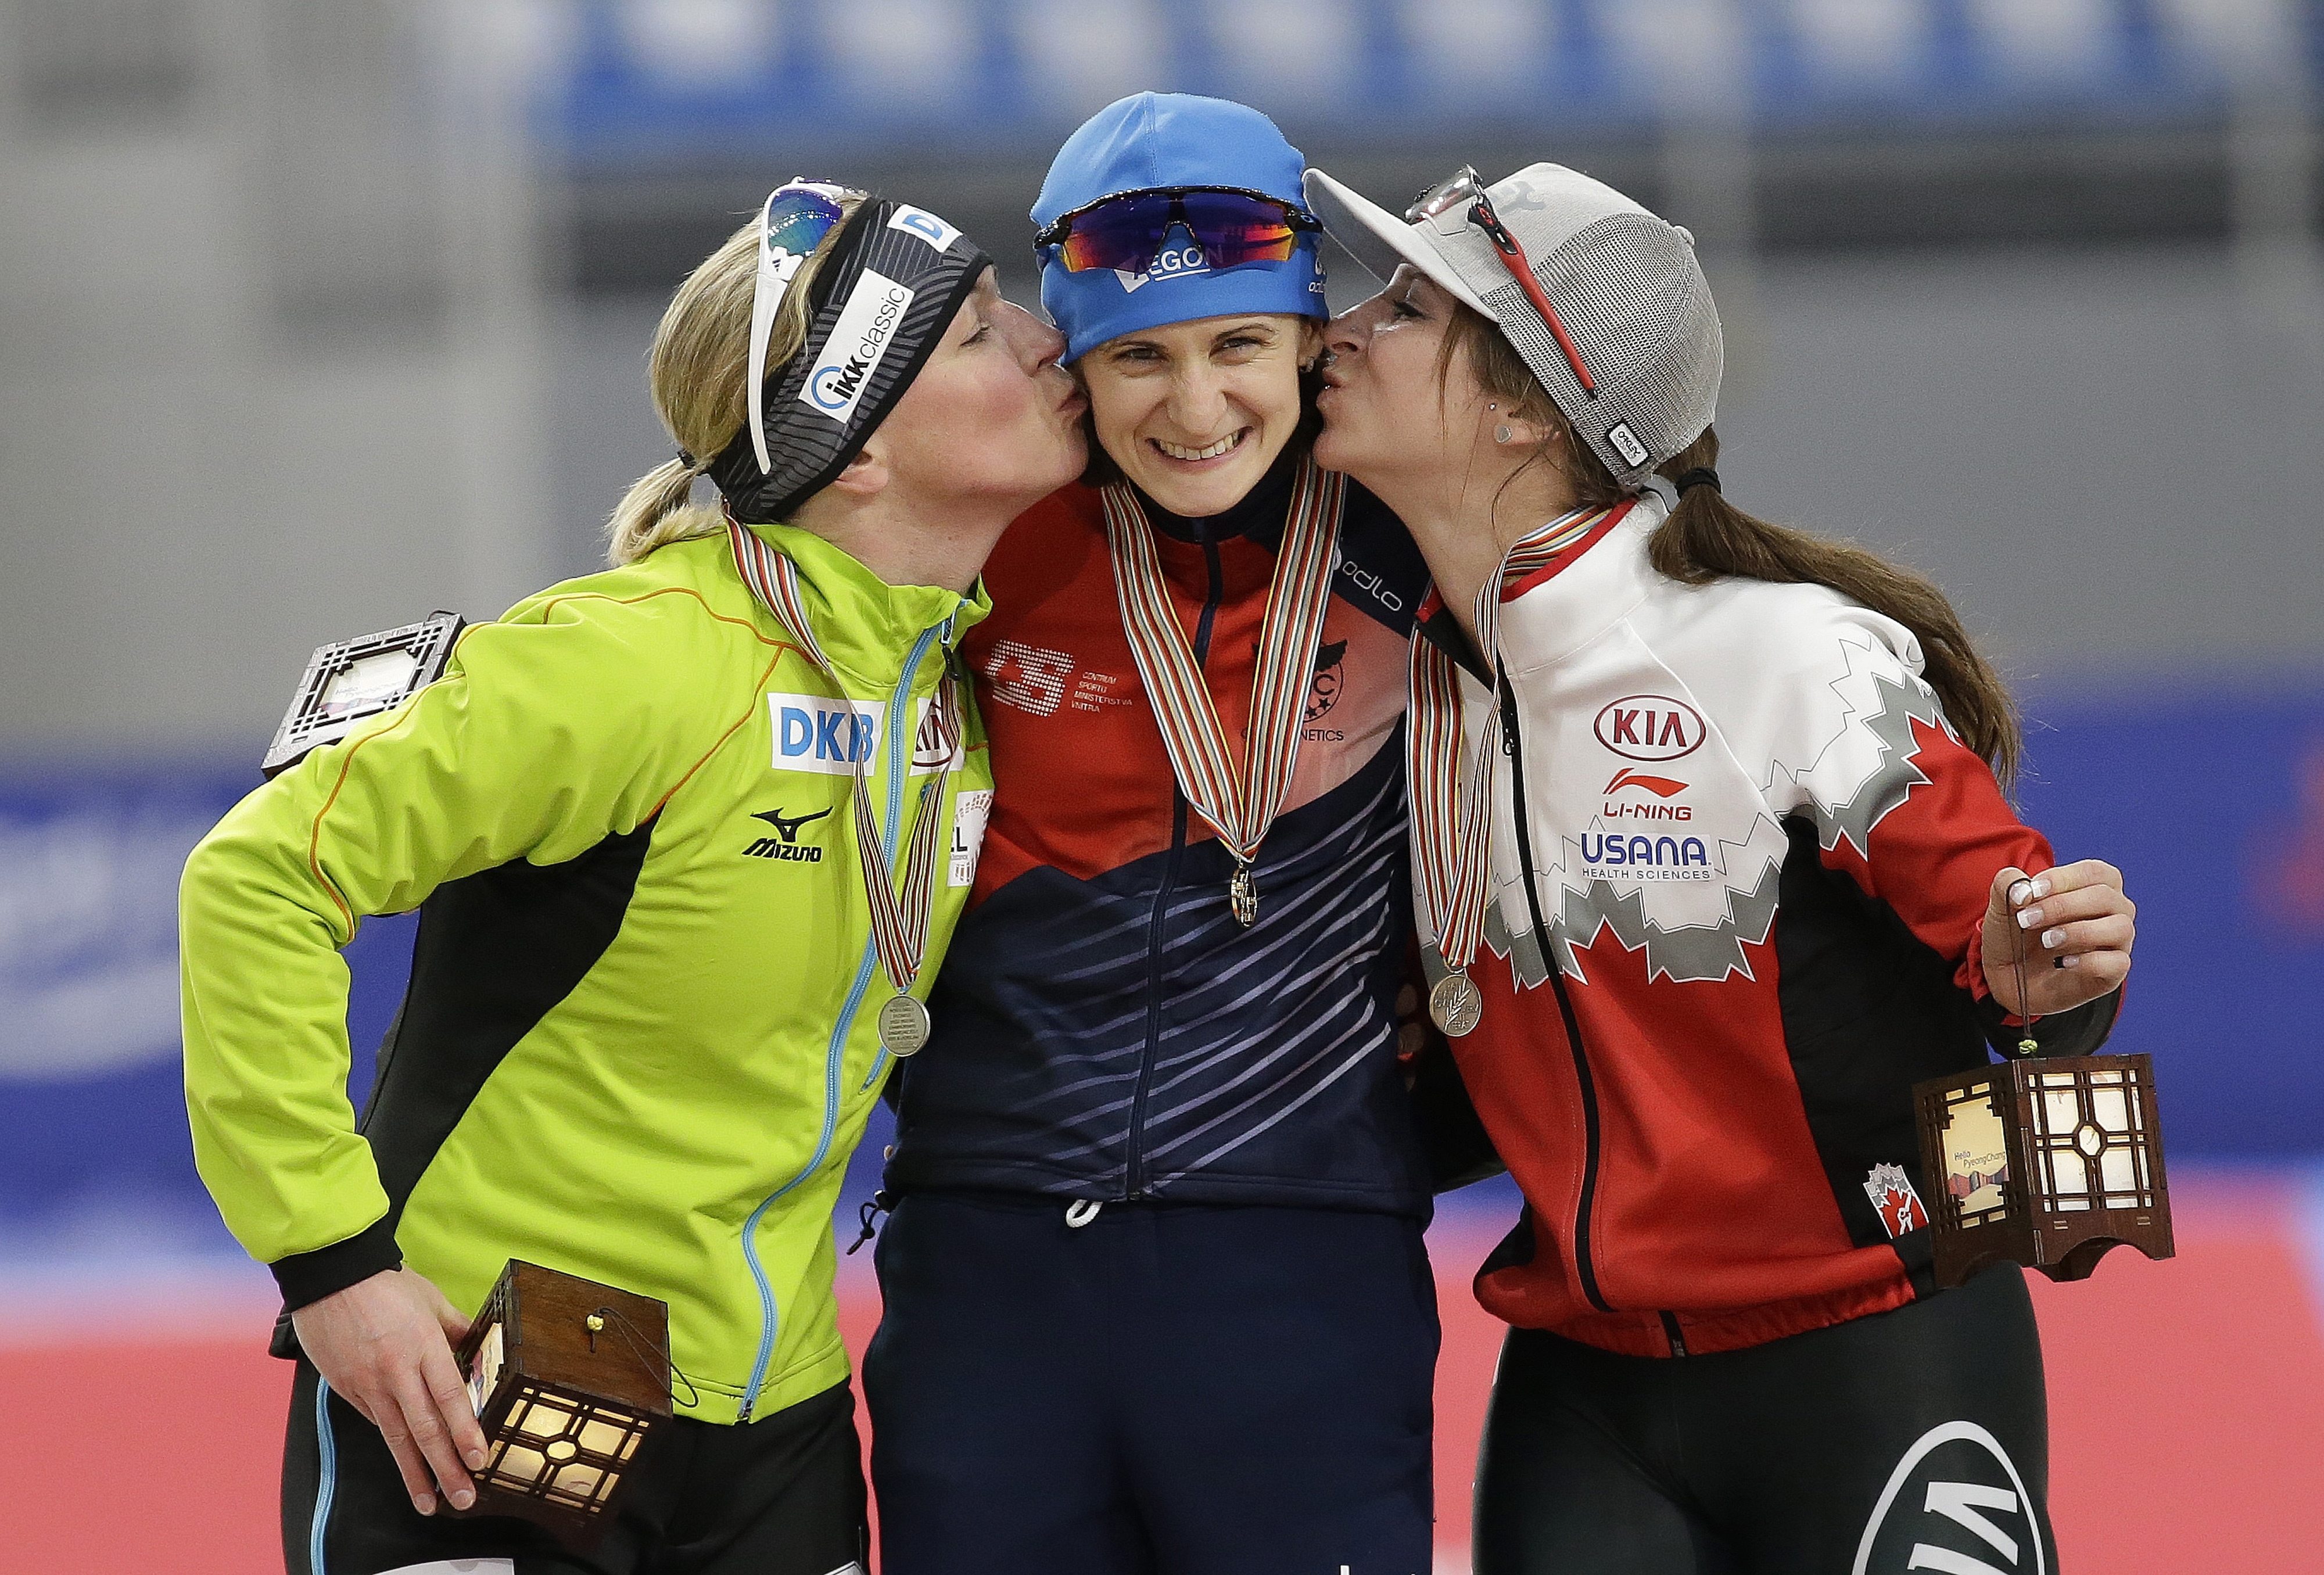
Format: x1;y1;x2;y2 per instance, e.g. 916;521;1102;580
1407;166;1598;400
747;178;860;475
1035;186;1321;275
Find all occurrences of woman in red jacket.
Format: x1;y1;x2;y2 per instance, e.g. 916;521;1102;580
1301;159;2136;1572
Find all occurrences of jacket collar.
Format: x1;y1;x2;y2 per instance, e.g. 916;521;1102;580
1413;491;1666;684
1491;490;1667;673
741;519;991;695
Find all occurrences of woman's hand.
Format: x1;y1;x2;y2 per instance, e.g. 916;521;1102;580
1979;859;2135;1018
290;1267;488;1515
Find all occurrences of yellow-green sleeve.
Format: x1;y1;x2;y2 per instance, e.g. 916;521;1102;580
180;595;709;1303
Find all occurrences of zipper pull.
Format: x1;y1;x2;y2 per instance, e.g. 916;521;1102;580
846;1189;894;1255
1065;1200;1103;1229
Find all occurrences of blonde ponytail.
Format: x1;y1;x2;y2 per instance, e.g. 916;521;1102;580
606;193;866;566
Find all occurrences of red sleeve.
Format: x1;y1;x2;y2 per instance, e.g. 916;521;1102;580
1815;713;2051;1007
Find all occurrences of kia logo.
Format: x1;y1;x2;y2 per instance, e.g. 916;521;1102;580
1593;695;1705;762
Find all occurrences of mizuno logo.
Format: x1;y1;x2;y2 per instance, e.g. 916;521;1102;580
744;805;830;863
753;806;831;842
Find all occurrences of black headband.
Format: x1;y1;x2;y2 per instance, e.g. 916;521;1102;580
708;196;992;524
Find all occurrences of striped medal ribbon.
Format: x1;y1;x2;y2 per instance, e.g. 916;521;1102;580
728;521;961;1057
1101;457;1346;927
1407;503;1615;1035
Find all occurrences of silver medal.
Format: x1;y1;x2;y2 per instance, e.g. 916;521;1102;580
1229;862;1258;927
878;993;932;1057
1429;972;1483;1038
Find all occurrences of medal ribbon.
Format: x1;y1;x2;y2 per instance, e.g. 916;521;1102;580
729;521;961;999
1407;503;1618;973
1101;457;1345;878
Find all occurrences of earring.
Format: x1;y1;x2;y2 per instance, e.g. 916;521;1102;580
1494;425;1513;444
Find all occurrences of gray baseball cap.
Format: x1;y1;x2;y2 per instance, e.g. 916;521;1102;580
1303;162;1723;489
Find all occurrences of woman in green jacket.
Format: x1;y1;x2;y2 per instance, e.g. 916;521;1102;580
179;182;1085;1575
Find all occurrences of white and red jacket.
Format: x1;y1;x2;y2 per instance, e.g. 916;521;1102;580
1430;493;2118;1358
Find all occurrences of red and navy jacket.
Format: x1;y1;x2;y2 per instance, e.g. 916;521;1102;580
884;452;1436;1217
1432;495;2119;1357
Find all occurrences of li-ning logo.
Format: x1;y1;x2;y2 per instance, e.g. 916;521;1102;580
1594;695;1705;762
1602;767;1691;821
801;270;914;423
1853;1421;2045;1575
744;806;831;863
1114;243;1213;293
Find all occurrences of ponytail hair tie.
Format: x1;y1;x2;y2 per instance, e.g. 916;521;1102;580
1674;467;1720;496
676;448;698;469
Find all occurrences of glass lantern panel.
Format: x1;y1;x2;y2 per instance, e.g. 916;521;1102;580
2075;1122;2106;1158
512;1395;577;1441
318;648;421;719
2100;1145;2143;1201
579;1414;633;1458
2089;1084;2131;1133
493;1442;549;1490
1941;1087;2012;1222
551;1461;607;1504
2044;1146;2093;1208
2039;1085;2079;1136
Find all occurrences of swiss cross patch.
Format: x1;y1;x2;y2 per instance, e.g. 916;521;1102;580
1864;1163;1930;1239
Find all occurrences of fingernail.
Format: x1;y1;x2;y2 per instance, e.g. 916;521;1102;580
467;1449;489;1470
2029;877;2051;899
2018;907;2043;929
415;1493;436;1516
2042;928;2067;949
2008;879;2034;906
2057;955;2078;969
451;1489;475;1511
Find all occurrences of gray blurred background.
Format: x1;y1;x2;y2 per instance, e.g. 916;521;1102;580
3;0;2321;751
4;5;2324;1567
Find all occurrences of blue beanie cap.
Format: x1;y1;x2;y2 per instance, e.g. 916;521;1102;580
1033;93;1327;363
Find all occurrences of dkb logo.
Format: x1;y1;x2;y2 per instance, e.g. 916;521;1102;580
768;693;883;776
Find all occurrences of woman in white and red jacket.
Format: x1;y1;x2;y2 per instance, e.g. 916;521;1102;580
1303;160;2137;1573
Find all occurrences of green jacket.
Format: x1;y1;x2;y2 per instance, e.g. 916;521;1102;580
181;523;993;1424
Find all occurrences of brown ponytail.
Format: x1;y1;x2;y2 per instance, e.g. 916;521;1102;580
1444;306;2023;783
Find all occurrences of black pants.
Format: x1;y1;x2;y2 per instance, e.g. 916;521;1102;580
865;1192;1440;1575
1474;1264;2057;1574
282;1361;867;1575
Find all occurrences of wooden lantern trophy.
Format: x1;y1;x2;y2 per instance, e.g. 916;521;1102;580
1912;892;2174;1287
451;1260;675;1544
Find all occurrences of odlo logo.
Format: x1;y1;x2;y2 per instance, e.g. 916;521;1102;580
1854;1422;2045;1575
1594;695;1705;762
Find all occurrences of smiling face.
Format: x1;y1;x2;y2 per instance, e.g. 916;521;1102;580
1077;313;1321;516
874;271;1089;516
1311;267;1486;494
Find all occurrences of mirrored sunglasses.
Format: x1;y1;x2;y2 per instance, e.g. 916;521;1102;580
1036;187;1320;274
